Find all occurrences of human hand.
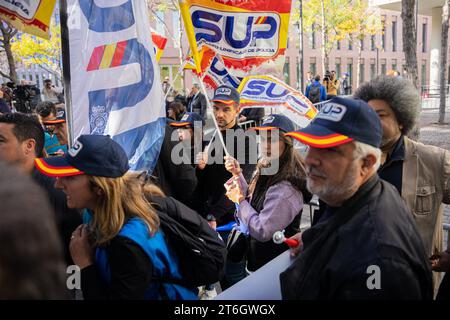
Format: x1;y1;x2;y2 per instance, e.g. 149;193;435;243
70;224;94;269
196;152;208;170
224;176;245;204
224;155;241;176
288;233;303;257
207;220;217;230
430;251;450;272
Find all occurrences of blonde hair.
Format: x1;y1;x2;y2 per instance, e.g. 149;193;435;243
87;175;160;246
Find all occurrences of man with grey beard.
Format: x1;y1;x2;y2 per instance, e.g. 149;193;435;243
279;97;432;299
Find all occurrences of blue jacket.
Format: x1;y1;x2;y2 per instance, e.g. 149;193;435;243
84;212;198;300
305;81;327;102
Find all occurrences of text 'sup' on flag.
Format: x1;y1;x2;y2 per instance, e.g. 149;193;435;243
184;46;243;99
66;0;165;172
0;0;57;39
179;0;292;77
238;75;318;128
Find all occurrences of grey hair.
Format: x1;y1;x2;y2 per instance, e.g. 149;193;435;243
193;83;200;89
354;75;420;135
353;141;381;171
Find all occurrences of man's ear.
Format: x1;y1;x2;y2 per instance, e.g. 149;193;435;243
361;154;377;173
24;139;36;156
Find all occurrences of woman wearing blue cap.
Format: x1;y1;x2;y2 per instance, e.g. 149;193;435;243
224;114;311;278
34;134;198;300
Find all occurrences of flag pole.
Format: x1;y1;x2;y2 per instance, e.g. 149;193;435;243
197;75;230;157
59;0;73;147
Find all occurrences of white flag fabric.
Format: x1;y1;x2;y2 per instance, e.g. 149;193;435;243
66;0;165;171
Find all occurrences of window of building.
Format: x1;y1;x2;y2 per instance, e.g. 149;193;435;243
359;63;365;84
370;64;376;80
392;63;397;72
371;35;376;51
310;62;317;76
381;63;386;75
360;38;364;51
392;21;397;52
381;17;386;50
310;24;316;49
422;23;427;53
335;63;341;78
347;63;353;93
421;64;427;87
337;40;341;50
160;65;183;91
348;35;353;50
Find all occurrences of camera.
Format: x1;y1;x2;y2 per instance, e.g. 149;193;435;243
13;84;41;113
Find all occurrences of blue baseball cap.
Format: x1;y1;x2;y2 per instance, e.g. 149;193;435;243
285;96;382;148
252;114;295;133
35;134;129;177
212;85;240;105
169;112;204;128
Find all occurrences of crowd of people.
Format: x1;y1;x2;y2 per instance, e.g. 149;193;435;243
0;73;449;301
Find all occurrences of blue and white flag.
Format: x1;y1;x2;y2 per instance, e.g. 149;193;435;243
66;0;165;172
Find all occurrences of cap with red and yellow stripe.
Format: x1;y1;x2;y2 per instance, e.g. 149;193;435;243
285;97;382;149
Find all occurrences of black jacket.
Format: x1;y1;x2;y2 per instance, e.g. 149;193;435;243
192;124;256;226
81;236;153;300
187;92;207;119
152;123;198;207
280;175;433;299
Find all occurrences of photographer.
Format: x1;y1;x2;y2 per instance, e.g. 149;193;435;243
12;81;40;113
42;79;61;104
323;70;340;100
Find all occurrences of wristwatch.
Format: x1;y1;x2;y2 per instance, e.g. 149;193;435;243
206;214;216;222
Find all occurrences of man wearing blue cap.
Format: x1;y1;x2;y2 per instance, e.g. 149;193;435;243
280;96;432;299
192;85;256;229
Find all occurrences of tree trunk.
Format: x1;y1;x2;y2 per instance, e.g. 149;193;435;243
401;0;419;89
439;0;449;124
356;45;362;87
0;22;18;83
320;0;326;75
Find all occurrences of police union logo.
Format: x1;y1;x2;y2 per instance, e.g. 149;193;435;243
316;103;347;122
215;87;232;96
68;141;83;157
262;115;275;125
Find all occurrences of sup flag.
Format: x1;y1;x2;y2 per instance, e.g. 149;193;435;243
66;0;165;172
0;0;56;39
238;75;318;128
184;45;243;98
151;29;167;62
179;0;292;76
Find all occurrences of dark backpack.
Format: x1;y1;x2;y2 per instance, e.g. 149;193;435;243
308;85;321;103
149;195;226;287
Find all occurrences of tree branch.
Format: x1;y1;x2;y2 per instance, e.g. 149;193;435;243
0;70;12;80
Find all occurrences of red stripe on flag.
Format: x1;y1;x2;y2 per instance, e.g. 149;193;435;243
110;40;128;68
87;45;106;71
260;16;268;24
